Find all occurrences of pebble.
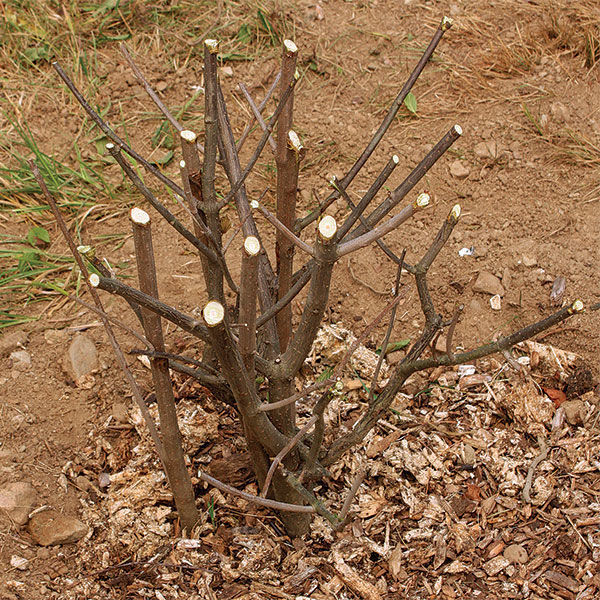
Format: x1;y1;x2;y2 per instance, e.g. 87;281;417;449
503;544;528;564
522;255;537;267
10;555;29;571
0;482;38;526
490;295;502;311
562;400;586;426
473;271;505;296
65;333;98;382
474;140;499;160
9;350;31;372
112;401;129;424
0;331;28;357
450;160;470;179
27;509;88;546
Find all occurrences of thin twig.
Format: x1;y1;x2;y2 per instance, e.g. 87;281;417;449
255;202;314;256
197;470;315;513
237;71;281;152
53;61;185;198
30;160;166;464
261;415;318;498
522;436;548;504
238;83;277;152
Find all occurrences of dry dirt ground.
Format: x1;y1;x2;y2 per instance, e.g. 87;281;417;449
1;1;600;599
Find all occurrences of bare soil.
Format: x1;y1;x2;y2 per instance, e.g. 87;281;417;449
1;1;599;598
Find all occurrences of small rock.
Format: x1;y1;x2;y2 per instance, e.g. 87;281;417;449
474;140;499;160
450;160;470;179
473;271;505;296
65;333;98;382
220;66;234;78
522;255;537;267
75;475;94;493
0;482;38;526
0;331;28;357
98;473;111;489
9;350;31;371
462;444;476;466
10;555;29;570
562;400;586;426
112;401;129;424
490;295;502;311
504;544;528;564
27;509;88;546
345;379;363;391
155;79;168;92
483;555;509;576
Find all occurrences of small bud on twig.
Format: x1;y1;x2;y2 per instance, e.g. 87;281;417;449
203;300;225;326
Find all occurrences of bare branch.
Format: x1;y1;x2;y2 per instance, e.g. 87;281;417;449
255;201;314;257
198;470;315;513
261;415;318;498
130;207;199;531
337;192;431;257
30;160;166;465
238;83;277;152
52;61;185;198
236;71;281;152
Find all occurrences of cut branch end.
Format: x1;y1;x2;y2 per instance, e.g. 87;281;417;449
89;273;100;287
203;301;225;326
180;130;197;143
318;215;337;240
131;207;151;225
414;192;431;209
244;236;261;256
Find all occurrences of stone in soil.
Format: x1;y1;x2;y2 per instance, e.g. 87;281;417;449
562;400;586;426
503;544;528;564
473;271;505;296
27;509;88;546
65;332;98;381
9;349;31;372
0;481;38;526
449;160;470;179
474;140;499;160
0;330;28;357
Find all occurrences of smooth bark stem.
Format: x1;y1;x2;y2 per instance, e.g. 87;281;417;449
255;201;314;256
275;40;300;352
337;192;431;257
336;155;400;240
130;208;199;532
215;82;279;354
240;236;260;375
353;125;462;237
200;40;225;301
276;219;338;378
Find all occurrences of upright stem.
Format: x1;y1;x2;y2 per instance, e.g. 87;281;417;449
130;207;199;532
239;236;260;376
275;40;300;352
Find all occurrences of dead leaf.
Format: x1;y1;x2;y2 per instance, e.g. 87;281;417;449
543;387;567;407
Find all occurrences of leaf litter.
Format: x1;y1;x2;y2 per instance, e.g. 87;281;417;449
7;340;600;600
